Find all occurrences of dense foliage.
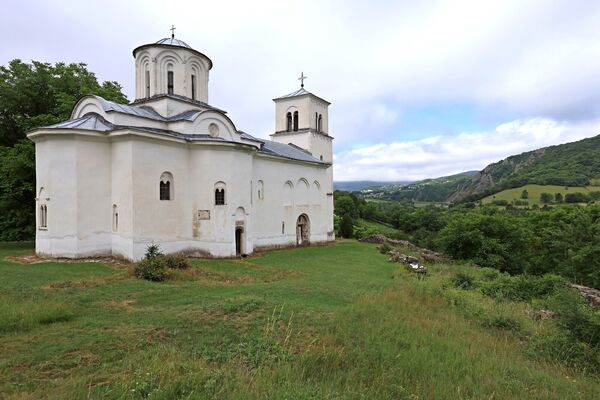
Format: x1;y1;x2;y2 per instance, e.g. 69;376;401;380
0;60;127;240
335;190;600;289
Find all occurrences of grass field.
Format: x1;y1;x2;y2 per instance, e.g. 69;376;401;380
1;241;599;399
482;184;600;206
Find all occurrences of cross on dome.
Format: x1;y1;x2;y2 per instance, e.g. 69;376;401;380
170;24;176;39
298;72;307;88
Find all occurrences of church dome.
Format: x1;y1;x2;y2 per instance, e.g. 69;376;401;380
154;37;192;49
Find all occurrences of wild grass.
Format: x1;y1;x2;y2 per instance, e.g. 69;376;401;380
1;241;599;398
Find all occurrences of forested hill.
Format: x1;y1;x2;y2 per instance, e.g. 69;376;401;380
361;134;600;203
449;134;600;201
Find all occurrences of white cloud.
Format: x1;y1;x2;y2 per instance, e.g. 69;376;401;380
3;1;600;180
334;118;600;181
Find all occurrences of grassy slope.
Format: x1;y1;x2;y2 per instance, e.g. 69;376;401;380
1;242;599;399
481;184;600;206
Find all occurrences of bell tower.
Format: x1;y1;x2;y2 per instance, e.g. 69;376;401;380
271;73;333;163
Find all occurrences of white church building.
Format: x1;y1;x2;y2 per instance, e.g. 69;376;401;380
27;34;334;261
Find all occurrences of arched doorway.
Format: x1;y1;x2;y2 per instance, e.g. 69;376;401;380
235;227;244;256
296;214;310;245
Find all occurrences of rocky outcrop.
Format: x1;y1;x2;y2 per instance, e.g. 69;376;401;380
360;234;445;263
570;284;600;308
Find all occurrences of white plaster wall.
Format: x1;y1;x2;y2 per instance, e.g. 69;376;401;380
274;95;329;133
134;46;210;103
31;131;333;261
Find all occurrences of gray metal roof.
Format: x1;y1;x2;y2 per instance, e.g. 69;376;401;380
259;140;322;163
155;37;192;48
45;113;114;131
274;87;311;99
273;87;331;105
130;94;227;114
40;112;325;164
89;96;202;122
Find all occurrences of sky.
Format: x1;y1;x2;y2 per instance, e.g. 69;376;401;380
2;0;600;181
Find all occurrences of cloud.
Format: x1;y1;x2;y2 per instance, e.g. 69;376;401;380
3;1;600;180
334;118;600;181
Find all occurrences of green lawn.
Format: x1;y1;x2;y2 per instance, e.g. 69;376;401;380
482;184;600;206
1;241;599;399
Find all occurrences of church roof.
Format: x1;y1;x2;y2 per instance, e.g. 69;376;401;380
45;113;115;131
132;37;213;69
155;37;192;48
260;140;322;163
86;95;204;122
38;113;325;164
273;87;331;105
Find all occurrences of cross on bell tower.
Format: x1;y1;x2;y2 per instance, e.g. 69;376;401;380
298;72;307;88
170;25;176;39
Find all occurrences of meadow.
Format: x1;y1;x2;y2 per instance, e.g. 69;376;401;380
481;184;600;206
1;241;599;399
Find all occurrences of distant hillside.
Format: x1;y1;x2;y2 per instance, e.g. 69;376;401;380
334;180;412;191
449;134;600;202
360;171;477;202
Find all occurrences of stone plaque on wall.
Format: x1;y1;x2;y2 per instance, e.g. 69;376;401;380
198;210;210;220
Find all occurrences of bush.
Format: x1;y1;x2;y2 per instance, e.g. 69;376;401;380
134;258;167;282
483;314;522;332
145;243;163;259
340;214;354;238
481;274;567;302
452;272;475;289
378;243;392;254
162;254;189;270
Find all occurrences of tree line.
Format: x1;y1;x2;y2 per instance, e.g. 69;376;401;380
334;190;600;289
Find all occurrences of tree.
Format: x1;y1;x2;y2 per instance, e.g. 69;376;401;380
540;192;553;204
555;193;563;203
0;141;36;240
340;214;354;238
521;189;529;199
0;59;127;240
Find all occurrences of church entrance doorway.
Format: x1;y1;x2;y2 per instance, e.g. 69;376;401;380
235;227;243;256
296;214;310;245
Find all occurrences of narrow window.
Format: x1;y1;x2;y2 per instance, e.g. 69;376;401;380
286;112;292;132
160;181;171;200
215;188;225;205
159;172;173;200
320;155;323;161
315;112;318;130
318;114;322;132
293;111;299;131
113;204;118;231
145;70;150;98
282;221;285;235
191;74;196;100
39;205;47;229
167;71;174;95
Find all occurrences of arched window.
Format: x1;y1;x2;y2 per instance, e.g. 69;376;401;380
286;112;292;132
293;111;299;131
257;180;264;200
160;172;173;201
167;71;174;95
315;112;318;130
145;70;150;98
214;181;226;205
318;114;322;132
191;74;196;100
215;189;225;205
39;205;47;229
112;204;118;231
